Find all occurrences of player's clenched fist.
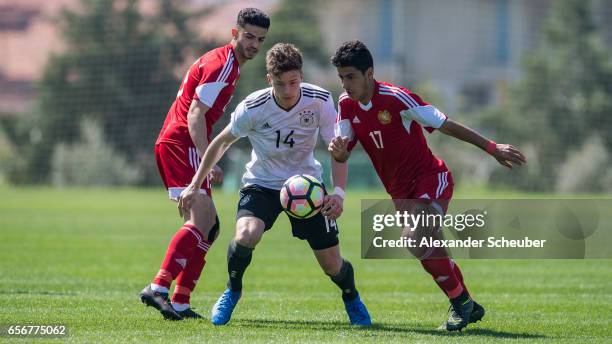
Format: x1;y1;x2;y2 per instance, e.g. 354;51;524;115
321;194;344;220
208;165;224;184
328;136;349;152
328;136;350;162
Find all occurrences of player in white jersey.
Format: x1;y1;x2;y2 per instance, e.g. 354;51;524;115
228;84;331;188
178;43;371;326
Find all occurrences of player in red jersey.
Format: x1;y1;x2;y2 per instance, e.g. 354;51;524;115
139;8;270;321
329;40;526;331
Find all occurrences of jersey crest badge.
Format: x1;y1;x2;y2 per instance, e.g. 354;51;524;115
378;110;391;124
299;110;317;128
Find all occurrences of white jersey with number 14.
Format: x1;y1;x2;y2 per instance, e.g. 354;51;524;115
229;83;336;189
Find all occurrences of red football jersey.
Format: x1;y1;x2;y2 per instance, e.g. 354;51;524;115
156;43;240;146
336;81;449;199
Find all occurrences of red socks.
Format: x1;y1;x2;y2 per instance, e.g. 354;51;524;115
420;258;464;299
172;239;211;304
152;224;209;294
450;259;470;297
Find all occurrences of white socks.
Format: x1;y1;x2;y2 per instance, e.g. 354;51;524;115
171;302;189;312
150;283;169;294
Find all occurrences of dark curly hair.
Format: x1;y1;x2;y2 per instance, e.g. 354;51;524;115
331;40;373;74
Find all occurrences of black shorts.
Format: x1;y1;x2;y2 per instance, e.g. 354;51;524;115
236;184;339;250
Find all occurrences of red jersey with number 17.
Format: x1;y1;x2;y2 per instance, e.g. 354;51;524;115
156;43;239;146
336;81;449;199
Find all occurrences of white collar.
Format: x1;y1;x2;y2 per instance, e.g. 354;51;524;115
358;100;372;111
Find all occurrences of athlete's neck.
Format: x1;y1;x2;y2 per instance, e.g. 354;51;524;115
273;90;300;111
358;80;376;106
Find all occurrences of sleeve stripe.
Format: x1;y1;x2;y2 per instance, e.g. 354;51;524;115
220;51;234;82
215;56;230;82
302;89;330;101
303;94;328;101
216;51;234;82
379;85;419;107
302;87;331;97
219;54;233;82
245;91;271;106
302;90;330;99
379;85;419;108
216;51;235;83
245;94;270;109
379;90;413;108
302;85;331;93
387;85;419;107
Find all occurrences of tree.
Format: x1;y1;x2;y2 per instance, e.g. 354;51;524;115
479;0;612;191
29;0;214;183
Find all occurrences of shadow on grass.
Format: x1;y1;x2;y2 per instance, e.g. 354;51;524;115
235;319;546;339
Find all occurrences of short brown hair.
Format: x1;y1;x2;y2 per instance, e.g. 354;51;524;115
265;43;303;76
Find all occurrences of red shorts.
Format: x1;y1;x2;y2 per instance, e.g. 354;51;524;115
394;170;454;214
155;142;211;200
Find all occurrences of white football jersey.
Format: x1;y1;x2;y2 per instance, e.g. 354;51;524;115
229;83;336;189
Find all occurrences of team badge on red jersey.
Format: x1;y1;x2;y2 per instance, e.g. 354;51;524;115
378;110;391;124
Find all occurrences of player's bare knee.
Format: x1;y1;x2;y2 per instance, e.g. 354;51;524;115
414;202;441;217
400;203;443;259
409;203;443;233
235;228;259;247
189;194;217;235
235;219;264;247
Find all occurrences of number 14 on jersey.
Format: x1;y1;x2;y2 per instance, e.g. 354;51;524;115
275;130;295;148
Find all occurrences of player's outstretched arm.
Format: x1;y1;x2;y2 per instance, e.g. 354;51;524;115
438;118;527;169
178;124;239;216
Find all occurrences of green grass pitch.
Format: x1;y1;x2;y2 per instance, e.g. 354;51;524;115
0;187;611;343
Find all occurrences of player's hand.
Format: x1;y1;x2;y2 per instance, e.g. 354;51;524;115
321;194;344;220
328;136;350;161
208;165;224;184
491;144;527;169
177;185;198;218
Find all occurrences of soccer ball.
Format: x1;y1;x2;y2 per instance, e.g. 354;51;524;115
280;174;325;219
